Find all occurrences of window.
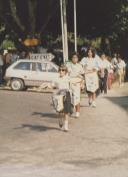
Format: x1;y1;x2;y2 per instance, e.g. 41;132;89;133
41;63;47;72
46;64;57;72
37;62;43;71
32;63;36;71
14;62;31;70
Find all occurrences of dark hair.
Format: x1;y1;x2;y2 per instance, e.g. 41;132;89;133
86;47;96;58
71;52;79;60
100;52;106;57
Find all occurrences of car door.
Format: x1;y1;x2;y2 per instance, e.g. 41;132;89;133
31;62;47;86
26;62;39;86
16;61;42;86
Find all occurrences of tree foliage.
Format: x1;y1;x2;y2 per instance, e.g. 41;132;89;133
0;0;127;56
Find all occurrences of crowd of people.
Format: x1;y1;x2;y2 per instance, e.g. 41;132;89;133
52;47;127;132
0;46;127;132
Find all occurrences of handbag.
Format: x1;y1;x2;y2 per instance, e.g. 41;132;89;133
52;94;64;112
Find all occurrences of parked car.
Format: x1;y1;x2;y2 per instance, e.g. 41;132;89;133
5;59;59;91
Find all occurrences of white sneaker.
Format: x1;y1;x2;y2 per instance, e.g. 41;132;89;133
71;112;80;118
64;120;69;132
92;101;96;108
75;112;80;118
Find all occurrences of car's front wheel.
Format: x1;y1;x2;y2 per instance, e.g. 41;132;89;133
11;79;24;91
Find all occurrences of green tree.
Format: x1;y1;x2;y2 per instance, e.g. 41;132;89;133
0;0;59;38
110;0;128;55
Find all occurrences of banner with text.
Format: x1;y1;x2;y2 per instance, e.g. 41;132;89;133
30;53;55;61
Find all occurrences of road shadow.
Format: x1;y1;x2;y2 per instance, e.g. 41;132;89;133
15;124;60;132
64;149;128;168
105;96;128;114
32;112;58;119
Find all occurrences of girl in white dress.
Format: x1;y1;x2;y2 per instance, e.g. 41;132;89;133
67;53;84;118
80;47;99;107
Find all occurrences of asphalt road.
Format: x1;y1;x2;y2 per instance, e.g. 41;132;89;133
0;84;128;177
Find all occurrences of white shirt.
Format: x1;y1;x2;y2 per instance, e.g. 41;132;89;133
112;57;118;65
56;75;70;90
67;62;84;77
80;57;99;72
99;59;112;69
117;60;126;70
100;59;114;74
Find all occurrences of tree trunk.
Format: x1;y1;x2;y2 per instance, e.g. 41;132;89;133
28;0;37;36
9;0;25;32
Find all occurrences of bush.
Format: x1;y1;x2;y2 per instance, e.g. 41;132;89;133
0;39;16;50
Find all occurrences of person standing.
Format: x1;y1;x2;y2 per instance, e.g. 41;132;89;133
117;56;126;87
67;53;84;118
2;52;12;83
99;53;112;94
80;47;99;107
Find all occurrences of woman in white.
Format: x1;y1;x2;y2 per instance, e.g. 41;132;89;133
54;65;72;132
117;56;126;87
67;53;84;118
80;47;99;107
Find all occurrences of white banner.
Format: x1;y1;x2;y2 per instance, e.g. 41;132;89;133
30;53;55;61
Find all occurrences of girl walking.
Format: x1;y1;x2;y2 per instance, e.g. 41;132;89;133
53;65;72;132
80;47;99;107
67;53;84;118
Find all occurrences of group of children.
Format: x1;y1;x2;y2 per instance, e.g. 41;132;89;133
52;47;126;132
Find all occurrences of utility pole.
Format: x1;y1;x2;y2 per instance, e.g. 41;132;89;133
60;0;65;62
60;0;68;63
74;0;77;52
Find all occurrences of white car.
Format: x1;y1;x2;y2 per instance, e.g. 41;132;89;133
5;59;59;91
